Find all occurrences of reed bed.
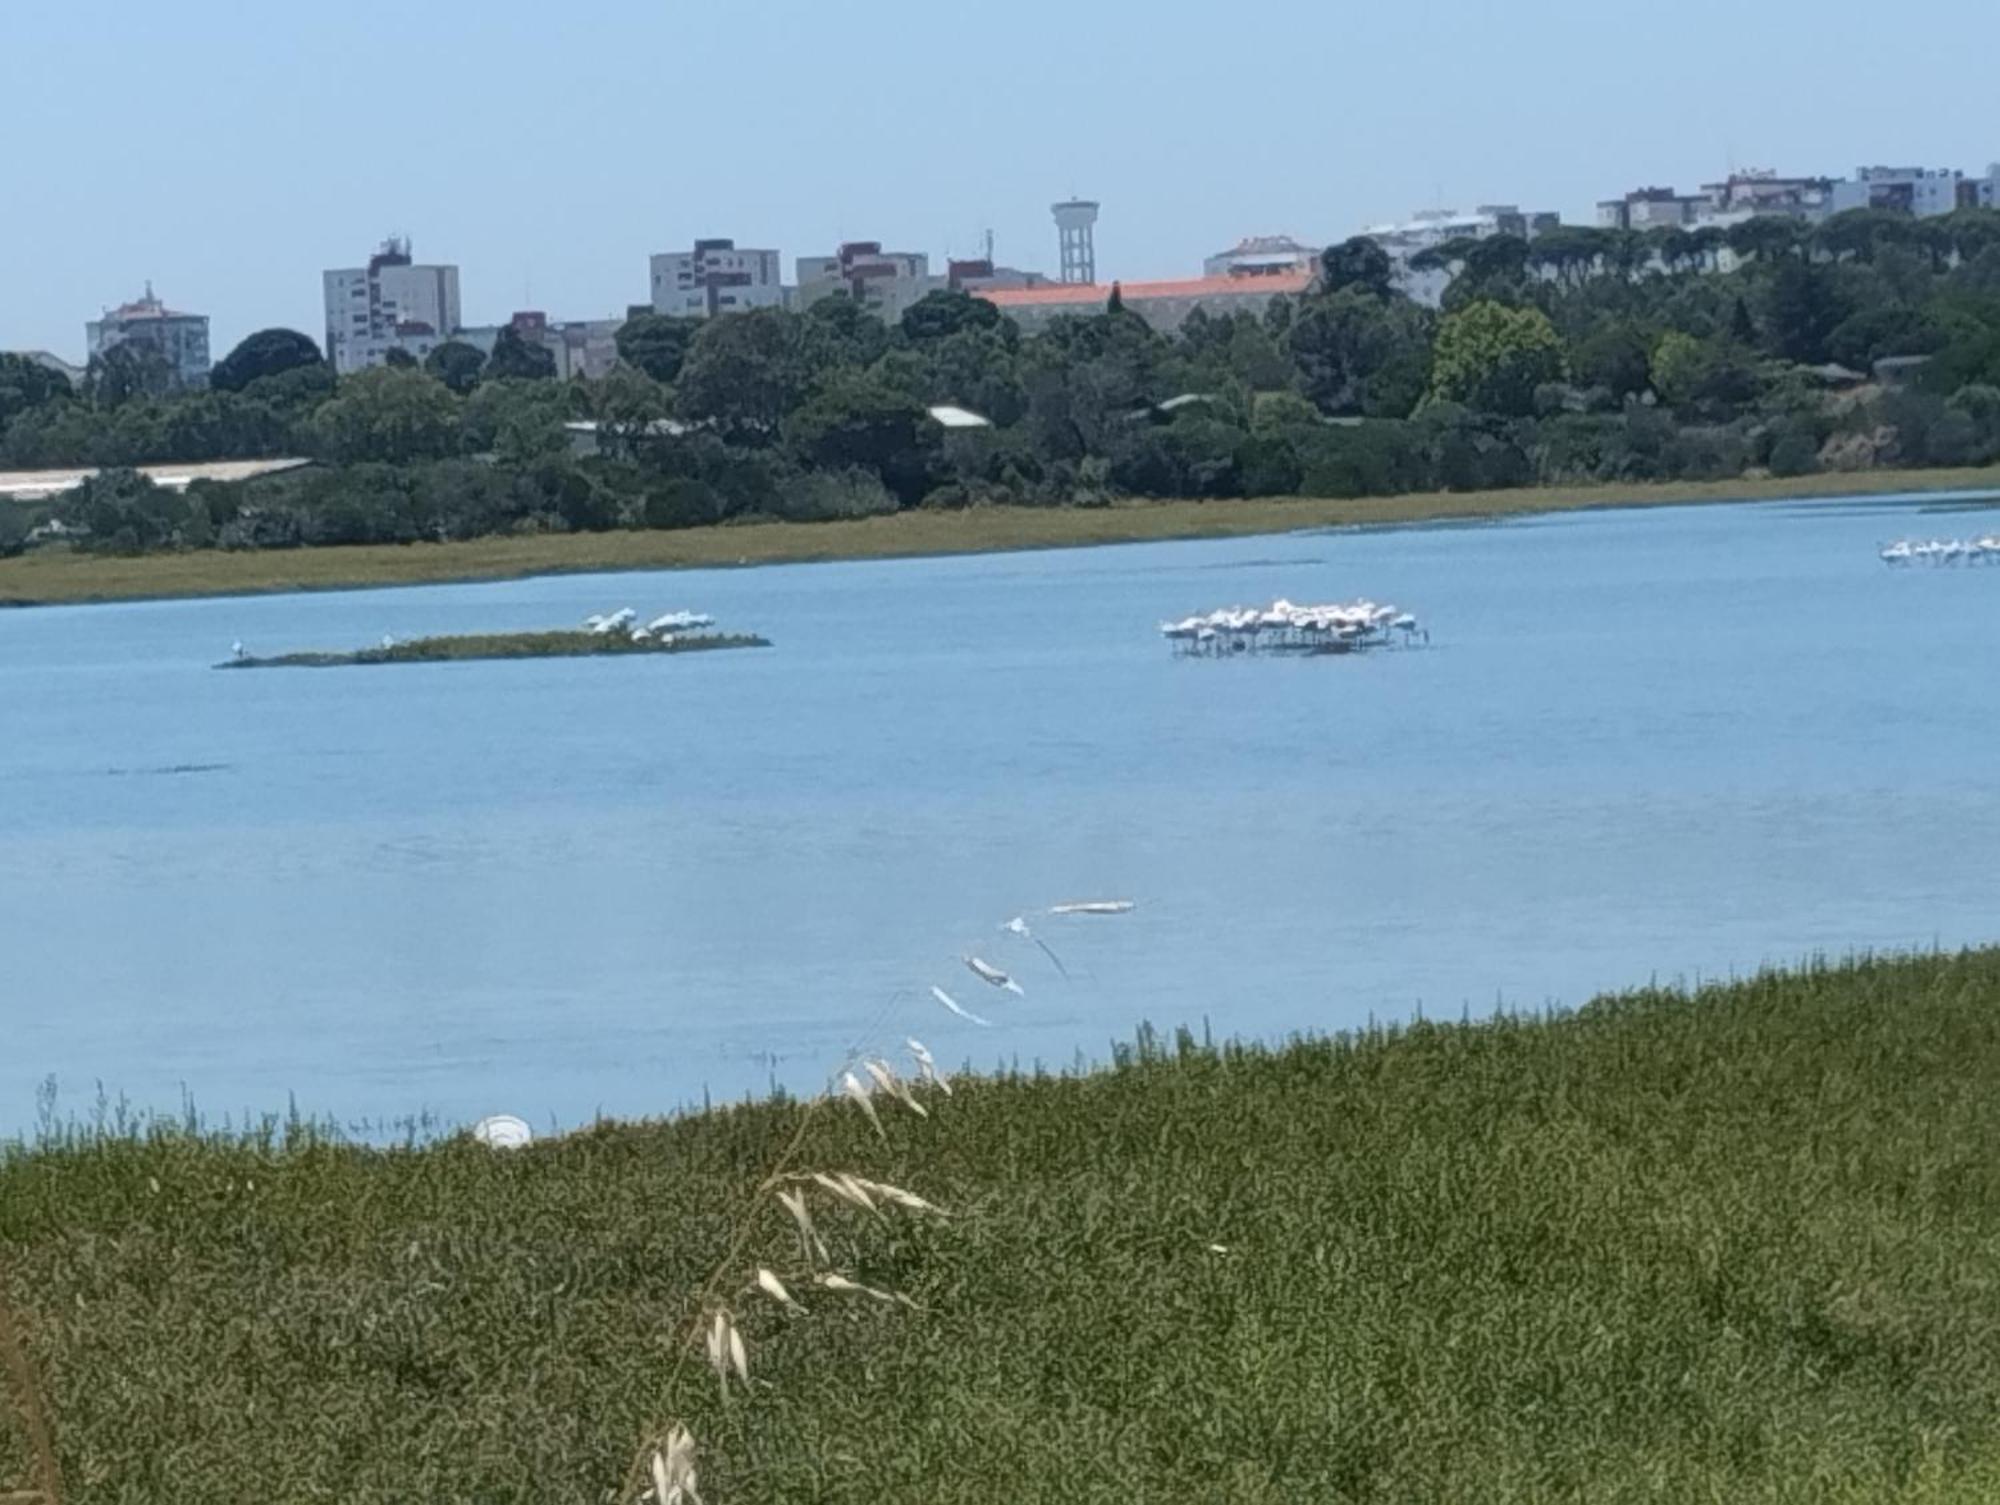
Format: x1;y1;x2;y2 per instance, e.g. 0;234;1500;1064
8;465;2000;608
4;949;2000;1501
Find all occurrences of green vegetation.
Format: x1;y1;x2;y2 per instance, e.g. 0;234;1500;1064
6;465;2000;608
5;949;1999;1501
6;207;2000;580
216;629;769;669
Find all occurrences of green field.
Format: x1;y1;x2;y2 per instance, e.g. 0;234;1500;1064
6;465;2000;608
217;629;768;670
4;950;1999;1502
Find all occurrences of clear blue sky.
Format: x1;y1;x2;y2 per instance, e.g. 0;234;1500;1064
5;0;1995;360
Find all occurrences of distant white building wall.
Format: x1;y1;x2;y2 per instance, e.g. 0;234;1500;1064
1356;206;1559;306
795;243;941;323
649;239;785;318
1203;235;1321;279
324;239;463;374
84;285;211;390
1827;165;1971;218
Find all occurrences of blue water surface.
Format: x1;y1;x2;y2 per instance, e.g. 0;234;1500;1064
4;492;1998;1136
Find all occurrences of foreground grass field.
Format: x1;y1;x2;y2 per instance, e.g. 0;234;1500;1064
4;950;2000;1502
6;465;2000;607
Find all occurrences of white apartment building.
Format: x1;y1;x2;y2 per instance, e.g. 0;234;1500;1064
1597;187;1714;231
1828;165;1995;218
795;242;941;323
1358;206;1559;306
649;239;784;318
1203;235;1322;279
323;239;463;374
85;285;211;390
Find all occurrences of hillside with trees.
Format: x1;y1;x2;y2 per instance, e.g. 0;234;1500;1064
8;206;2000;558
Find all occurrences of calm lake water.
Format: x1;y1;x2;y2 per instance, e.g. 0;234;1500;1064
5;492;2000;1137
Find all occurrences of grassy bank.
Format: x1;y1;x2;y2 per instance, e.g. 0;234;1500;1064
7;465;2000;608
217;629;769;669
4;950;1999;1501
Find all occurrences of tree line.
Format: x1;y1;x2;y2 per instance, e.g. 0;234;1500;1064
8;204;2000;558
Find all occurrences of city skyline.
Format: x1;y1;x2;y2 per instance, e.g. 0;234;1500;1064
5;0;1996;359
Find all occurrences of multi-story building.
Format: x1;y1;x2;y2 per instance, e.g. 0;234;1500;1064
945;259;1051;295
1699;170;1834;224
456;312;625;380
1828;165;1988;218
85;285;211;390
795;242;941;323
1357;206;1560;305
649;239;784;318
1597;187;1714;231
972;271;1313;336
1203;235;1322;280
323;239;463;374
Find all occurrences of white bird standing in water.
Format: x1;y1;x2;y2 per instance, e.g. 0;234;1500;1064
962;955;1024;995
1003;915;1069;978
231;641;247;661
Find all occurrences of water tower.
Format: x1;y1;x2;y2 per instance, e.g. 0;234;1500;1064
1052;199;1100;285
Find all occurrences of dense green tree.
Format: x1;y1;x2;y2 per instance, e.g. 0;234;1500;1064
784;371;932;503
901;289;1003;343
1428;301;1565;416
1288;288;1433;416
311;367;461;464
676;307;810;438
484;326;557;382
1570;322;1653;400
210;329;327;393
1759;259;1852;364
0;352;71;427
1726;216;1804;264
424;340;488;395
613;313;701;385
84;343;177;407
1649;332;1758;414
801;296;891;372
1318;237;1395;299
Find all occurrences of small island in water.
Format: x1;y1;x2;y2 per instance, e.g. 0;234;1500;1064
218;609;768;669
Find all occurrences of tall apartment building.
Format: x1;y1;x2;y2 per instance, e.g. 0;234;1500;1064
323;239;463;374
649;239;784;318
795;242;940;322
85;285;211;390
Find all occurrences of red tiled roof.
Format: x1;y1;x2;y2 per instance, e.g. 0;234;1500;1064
976;272;1312;307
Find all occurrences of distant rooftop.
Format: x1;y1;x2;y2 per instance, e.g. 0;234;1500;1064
97;281;202;323
976;272;1312;309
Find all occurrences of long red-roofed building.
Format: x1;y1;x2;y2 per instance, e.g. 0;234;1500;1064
972;270;1313;335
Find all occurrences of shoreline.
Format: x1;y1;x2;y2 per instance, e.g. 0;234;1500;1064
6;465;2000;609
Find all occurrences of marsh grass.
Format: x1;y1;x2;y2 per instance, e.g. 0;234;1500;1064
5;950;2000;1501
7;465;2000;607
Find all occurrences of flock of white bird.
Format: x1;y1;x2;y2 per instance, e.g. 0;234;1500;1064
581;606;718;642
1879;537;2000;567
929;900;1135;1027
1160;598;1426;656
